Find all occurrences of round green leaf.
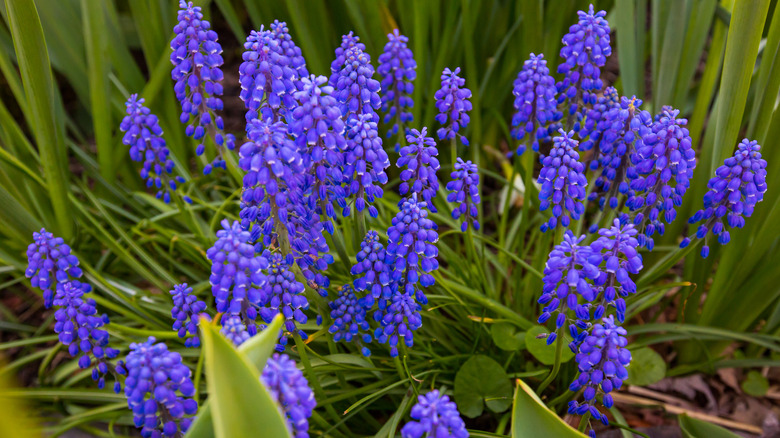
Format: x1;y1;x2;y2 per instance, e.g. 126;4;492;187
491;323;526;351
454;355;513;418
525;326;574;366
741;371;769;397
626;347;666;386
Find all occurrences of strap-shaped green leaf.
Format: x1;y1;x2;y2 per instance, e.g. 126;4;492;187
5;0;73;239
679;414;741;438
186;315;288;438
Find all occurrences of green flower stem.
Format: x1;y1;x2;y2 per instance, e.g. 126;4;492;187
536;327;564;395
293;335;346;430
578;411;591;433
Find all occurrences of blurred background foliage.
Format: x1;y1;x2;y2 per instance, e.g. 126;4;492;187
0;0;779;436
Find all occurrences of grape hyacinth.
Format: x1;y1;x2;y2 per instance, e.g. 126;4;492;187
401;389;469;438
589;220;643;323
333;45;382;124
627;109;696;250
26;228;83;308
586;96;653;213
291;75;348;234
374;290;422;358
54;280;122;390
120;95;188;204
397;128;440;212
259;252;309;350
344;113;390;217
351;231;391;308
434;67;473;145
446;158;481;232
328;285;372;356
270;20;309;84
378;29;417;151
386;194;440;305
537;231;601;345
683;139;768;257
511;53;560;156
238;28;298;122
568;316;631;437
329;32;365;87
170;0;235;174
578;86;621;160
557;4;612;120
121;337;197;437
538;130;588;232
220;315;251;346
206;220;268;335
262;353;317;438
170;283;207;348
238;118;303;247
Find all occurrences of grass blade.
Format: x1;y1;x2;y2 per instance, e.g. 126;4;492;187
81;0;115;183
5;0;73;239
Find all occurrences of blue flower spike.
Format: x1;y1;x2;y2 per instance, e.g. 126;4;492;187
401;389;469;438
446;158;481;232
683;139;768;257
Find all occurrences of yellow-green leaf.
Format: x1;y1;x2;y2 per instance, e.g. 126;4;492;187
511;380;588;437
193;315;290;438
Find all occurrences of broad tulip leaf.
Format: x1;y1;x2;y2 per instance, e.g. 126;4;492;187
511;379;588;437
186;315;288;438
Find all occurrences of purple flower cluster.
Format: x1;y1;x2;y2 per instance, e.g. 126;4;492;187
378;29;417;151
567;316;631;437
259;252;309;350
120;95;189;204
26;229;122;390
328;285;371;355
627;109;696;250
170;283;206;348
291;75;348;234
333;46;382;123
238;118;303;247
206;220;268;335
511;53;560;156
262;353;317;438
170;0;235;174
220;314;251;346
344;113;390;218
239;28;298;122
578;87;621;158
557;4;611;118
446;158;481;232
401;390;469;438
120;337;197;437
538;130;588;232
537;231;600;343
54;280;121;390
386;195;440;305
26;228;83;308
398;128;440;212
588;220;643;323
586;95;653;212
434;67;472;145
351;231;392;308
374;289;422;358
329;32;365;87
683;139;768;257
